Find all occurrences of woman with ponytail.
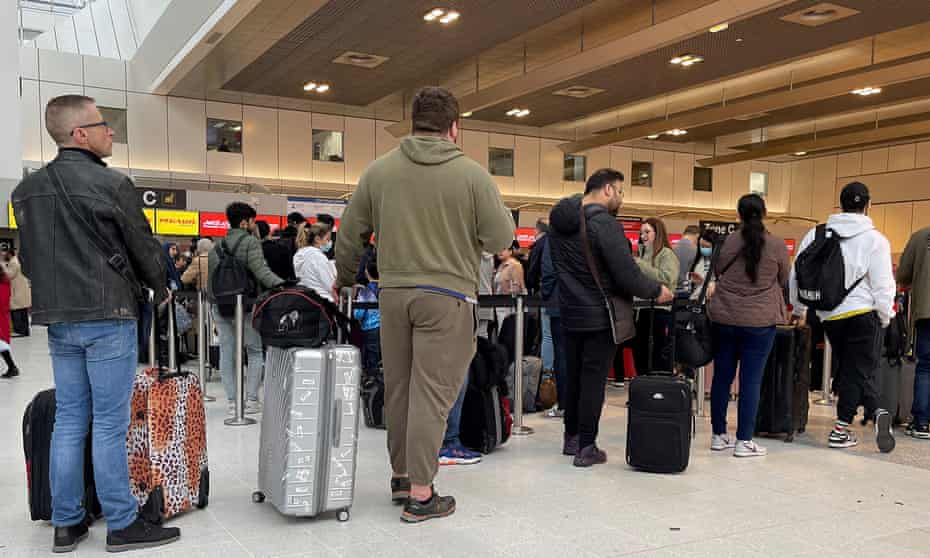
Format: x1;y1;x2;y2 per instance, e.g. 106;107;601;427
294;222;336;301
706;194;789;458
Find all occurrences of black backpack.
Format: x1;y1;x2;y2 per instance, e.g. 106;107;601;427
794;225;865;311
211;235;257;318
251;286;349;348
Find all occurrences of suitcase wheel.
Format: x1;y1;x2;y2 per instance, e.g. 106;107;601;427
251;491;265;504
197;469;209;509
337;509;350;522
785;433;795;443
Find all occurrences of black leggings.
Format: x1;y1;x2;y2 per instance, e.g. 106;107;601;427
563;329;618;449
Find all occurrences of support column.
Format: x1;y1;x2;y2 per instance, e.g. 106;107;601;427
1;1;22;226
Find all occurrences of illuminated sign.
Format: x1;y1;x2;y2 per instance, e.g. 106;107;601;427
155;210;198;236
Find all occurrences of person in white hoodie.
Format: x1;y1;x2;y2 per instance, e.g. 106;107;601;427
294;222;336;301
789;182;896;452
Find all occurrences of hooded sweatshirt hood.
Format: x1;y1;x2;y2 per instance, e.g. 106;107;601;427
826;212;875;238
400;136;464;166
550;195;610;237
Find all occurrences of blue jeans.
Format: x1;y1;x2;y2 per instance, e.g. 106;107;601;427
550;315;567;409
362;328;382;372
48;319;139;531
711;324;777;441
212;307;264;402
541;310;554;371
443;373;468;448
914;320;930;428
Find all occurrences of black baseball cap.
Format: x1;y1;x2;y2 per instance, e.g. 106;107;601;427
840;181;870;212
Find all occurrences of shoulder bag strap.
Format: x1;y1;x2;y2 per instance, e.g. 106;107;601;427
578;205;609;301
47;164;142;300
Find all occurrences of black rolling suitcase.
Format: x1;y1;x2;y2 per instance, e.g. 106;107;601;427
626;299;694;474
22;389;101;522
755;326;806;441
460;337;512;454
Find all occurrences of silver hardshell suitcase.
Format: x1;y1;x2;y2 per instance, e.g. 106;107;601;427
253;345;361;521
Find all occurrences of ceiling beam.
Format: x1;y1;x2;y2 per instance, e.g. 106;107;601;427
558;55;930;153
696;118;930;166
386;0;793;137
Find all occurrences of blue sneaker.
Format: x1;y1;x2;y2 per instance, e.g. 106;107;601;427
438;445;482;466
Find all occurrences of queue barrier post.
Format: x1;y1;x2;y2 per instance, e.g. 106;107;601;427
225;294;256;426
197;290;216;402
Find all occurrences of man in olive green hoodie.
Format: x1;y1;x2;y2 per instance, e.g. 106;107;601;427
336;87;514;523
897;226;930;440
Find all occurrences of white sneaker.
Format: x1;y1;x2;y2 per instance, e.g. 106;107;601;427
733;440;767;458
545;407;565;419
245;400;262;415
711;434;736;451
226;402;235;416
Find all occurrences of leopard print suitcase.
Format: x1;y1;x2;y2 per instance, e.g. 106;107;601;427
127;366;209;522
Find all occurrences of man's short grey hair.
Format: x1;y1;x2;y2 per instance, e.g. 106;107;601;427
45;95;96;145
196;238;214;255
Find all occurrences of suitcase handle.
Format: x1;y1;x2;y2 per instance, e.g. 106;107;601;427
332;399;343;448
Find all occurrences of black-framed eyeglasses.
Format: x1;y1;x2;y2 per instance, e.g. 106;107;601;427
70;121;109;135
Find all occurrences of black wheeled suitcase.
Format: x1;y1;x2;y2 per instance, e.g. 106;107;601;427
755;326;810;441
626;299;694;474
460;338;512;454
22;389;101;522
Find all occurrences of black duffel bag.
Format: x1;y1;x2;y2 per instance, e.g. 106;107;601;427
252;286;350;348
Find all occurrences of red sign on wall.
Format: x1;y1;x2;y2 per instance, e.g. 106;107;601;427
785;239;797;257
515;227;537;248
199;213;283;237
199;212;228;237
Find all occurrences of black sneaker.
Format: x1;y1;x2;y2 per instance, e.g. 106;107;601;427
1;367;19;379
908;424;930;440
390;476;411;505
105;517;180;553
562;434;579;456
53;518;90;553
875;409;896;453
573;444;608;468
401;488;456;523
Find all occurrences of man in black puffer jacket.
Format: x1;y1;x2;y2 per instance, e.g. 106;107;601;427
548;168;672;467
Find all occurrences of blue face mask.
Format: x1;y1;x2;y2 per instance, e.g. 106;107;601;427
700;246;713;258
321;241;333;252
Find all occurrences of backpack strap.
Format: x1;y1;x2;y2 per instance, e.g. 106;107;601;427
220;234;249;261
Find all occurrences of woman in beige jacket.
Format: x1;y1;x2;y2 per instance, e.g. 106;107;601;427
634;218;680;373
4;250;31;337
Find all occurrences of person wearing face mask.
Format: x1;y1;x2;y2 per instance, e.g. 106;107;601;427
294;222;337;302
633;217;680;374
689;229;719;301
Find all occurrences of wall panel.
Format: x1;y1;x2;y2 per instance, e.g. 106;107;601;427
917;141;930;168
39;81;83;163
514;136;540;195
539;139;563;197
861;148;889;175
277;110;311;180
461;130;489;169
836;151;861;177
883;203;913;254
20;80;42;164
911;201;930;234
888;144;916;172
244;105;278;179
812;156;837;221
38;49;83;85
126;92;168;171
344;117;375;185
788;159;814;219
167;97;206;174
652;150;674;205
767;163;788;213
672;152;694;206
375;120;399;158
711;164;732;210
731;161;751;207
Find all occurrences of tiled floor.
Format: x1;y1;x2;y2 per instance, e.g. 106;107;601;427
2;329;930;557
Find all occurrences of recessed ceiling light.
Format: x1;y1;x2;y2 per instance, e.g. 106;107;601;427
461;111;473;118
670;54;703;67
646;134;660;139
735;37;744;42
424;8;444;21
506;108;530;118
665;129;688;136
793;151;807;156
851;86;882;96
332;51;390;69
709;22;729;33
303;82;331;93
439;10;460;24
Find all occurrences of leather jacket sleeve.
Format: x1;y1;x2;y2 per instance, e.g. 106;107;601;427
114;177;168;302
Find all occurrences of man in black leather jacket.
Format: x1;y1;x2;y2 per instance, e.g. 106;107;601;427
12;95;179;553
548;168;672;467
